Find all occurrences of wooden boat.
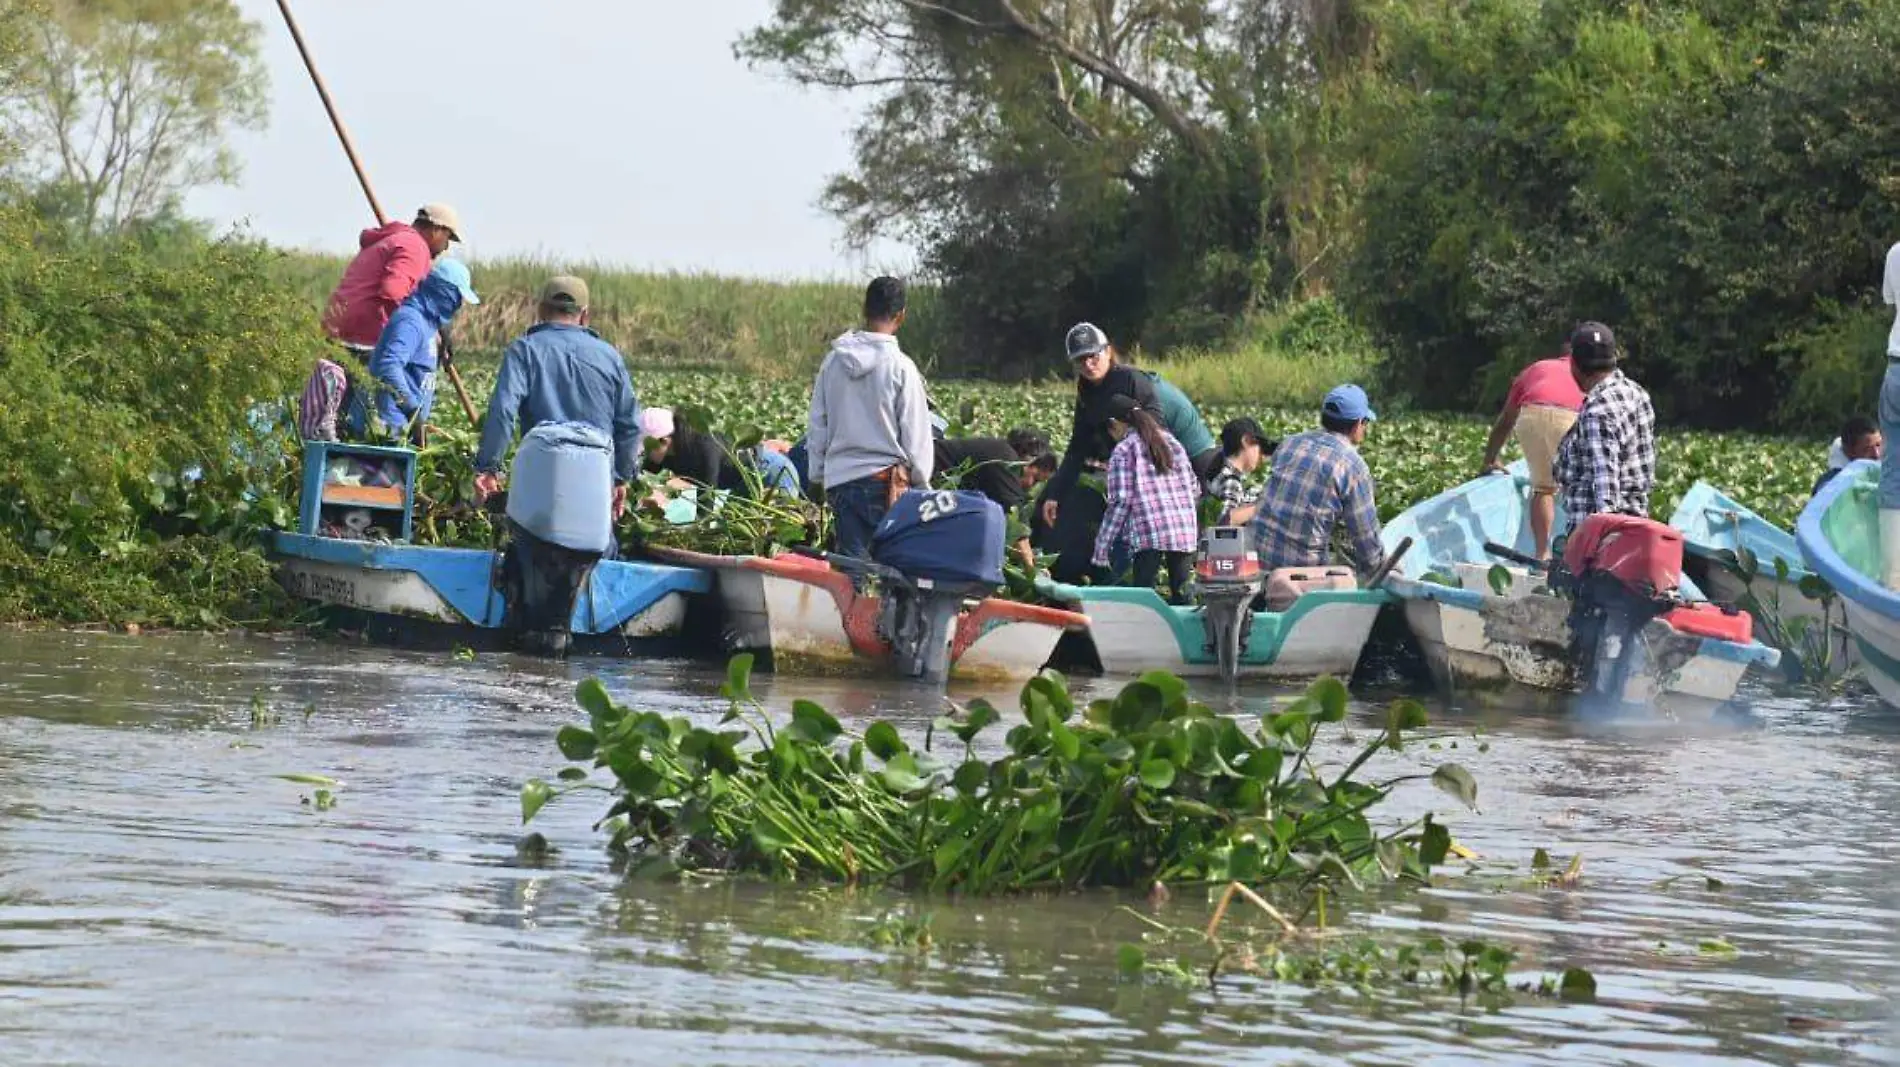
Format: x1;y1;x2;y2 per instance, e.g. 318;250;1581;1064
271;440;710;652
1034;576;1391;680
1796;460;1900;706
648;546;1088;681
1381;462;1780;717
1671;480;1850;671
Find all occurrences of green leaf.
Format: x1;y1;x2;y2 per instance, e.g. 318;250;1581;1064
1138;759;1176;791
865;721;906;761
1134;670;1189;714
1697;938;1738;957
576;678;615;720
1487;563;1513;596
556;767;588;782
790;699;843;745
1049;722;1081;761
948;699;1001;744
1419;818;1451;866
1531;847;1552;871
721;653;756;702
752;817;795;854
1431;763;1479;809
275;773;338;786
556;725;598;761
1797;574;1832;601
520;779;553;824
1309;676;1349;723
1116;943;1146;978
952;760;987;795
1558;967;1597;1002
1384;700;1428;750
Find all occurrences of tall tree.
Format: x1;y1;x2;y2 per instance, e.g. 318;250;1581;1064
0;0;266;231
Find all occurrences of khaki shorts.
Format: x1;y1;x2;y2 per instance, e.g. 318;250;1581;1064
1517;404;1578;494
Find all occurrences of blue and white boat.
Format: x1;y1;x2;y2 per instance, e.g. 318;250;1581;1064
269;441;711;651
1381;461;1780;717
1671;480;1850;671
1797;460;1900;706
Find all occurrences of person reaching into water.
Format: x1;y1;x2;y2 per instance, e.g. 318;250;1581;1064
1251;386;1386;576
1815;415;1883;496
1093;396;1200;604
1481;341;1585;559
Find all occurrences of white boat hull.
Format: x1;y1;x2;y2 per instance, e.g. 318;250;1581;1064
1081;598;1383;679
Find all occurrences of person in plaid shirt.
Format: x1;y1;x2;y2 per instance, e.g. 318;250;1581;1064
1092;396;1200;602
1207;416;1275;524
1249;385;1386;575
1552;322;1655;529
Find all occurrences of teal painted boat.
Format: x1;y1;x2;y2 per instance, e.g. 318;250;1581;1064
1796;460;1900;705
1671;480;1850;672
1035;577;1392;680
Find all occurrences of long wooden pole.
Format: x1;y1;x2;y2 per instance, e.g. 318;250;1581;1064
273;0;483;433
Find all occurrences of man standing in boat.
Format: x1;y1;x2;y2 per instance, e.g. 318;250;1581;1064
472;276;643;518
1879;237;1900;588
1249;386;1386;576
805;276;935;559
1480;339;1585;559
1553;322;1656;530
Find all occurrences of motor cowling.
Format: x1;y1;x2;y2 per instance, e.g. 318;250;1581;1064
1561;514;1683;597
866;489;1006;683
1194;526;1263;682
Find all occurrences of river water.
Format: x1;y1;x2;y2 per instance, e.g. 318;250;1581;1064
0;629;1894;1065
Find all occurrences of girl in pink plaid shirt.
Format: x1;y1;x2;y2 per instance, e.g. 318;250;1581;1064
1093;396;1200;602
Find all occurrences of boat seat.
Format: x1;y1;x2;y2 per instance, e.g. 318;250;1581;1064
1263;566;1356;612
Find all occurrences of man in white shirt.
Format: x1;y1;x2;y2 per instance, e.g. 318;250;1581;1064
1880;242;1900;588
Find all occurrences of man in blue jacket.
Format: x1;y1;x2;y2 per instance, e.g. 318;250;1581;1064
473;276;643;518
348;258;479;443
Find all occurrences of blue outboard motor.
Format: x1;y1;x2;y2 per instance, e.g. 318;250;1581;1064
822;489;1003;683
500;422;615;656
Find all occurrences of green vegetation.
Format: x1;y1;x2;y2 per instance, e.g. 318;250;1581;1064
741;0;1900;433
0;205;322;628
522;660;1470;893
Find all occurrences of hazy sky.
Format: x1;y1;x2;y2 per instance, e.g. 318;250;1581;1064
185;0;912;278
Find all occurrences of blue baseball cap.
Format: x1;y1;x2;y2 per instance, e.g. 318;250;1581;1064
1322;384;1376;422
430;258;480;306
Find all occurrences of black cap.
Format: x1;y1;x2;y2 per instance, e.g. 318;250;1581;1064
1104;393;1142;421
1220;417;1273;456
1569;321;1618;370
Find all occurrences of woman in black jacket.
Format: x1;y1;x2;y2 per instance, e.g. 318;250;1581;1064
1039;322;1161;583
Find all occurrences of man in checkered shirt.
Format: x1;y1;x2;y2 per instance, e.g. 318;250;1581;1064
1553;321;1656;529
1249;385;1386;575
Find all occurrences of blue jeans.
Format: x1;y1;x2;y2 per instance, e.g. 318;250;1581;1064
827;477;889;560
1882;363;1900;509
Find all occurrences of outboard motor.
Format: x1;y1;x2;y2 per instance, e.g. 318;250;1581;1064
1194;526;1263;682
500;422;616;656
828;489;1005;684
1557;514;1685;701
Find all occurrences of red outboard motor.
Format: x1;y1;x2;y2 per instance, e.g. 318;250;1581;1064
1557;514;1685;700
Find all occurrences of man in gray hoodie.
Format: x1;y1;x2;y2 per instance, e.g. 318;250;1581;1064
807;276;935;558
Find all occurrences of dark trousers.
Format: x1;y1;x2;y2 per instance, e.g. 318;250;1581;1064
1049;482;1109;584
1131;549;1193;604
826;477;889;559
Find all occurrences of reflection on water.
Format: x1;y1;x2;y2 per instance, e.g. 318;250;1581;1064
0;630;1892;1065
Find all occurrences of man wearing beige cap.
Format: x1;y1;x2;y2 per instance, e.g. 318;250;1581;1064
474;275;645;518
322;203;464;352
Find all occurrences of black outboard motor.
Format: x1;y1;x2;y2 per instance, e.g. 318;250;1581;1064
826;488;1005;684
499;423;617;657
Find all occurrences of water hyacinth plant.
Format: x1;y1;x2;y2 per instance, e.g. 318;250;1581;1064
523;656;1476;895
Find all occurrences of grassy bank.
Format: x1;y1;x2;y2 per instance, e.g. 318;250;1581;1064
275;252;1369;408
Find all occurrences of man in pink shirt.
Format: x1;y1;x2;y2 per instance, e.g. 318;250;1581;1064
1481;347;1586;558
322;203;464;352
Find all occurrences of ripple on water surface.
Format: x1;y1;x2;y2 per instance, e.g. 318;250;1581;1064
0;630;1892;1065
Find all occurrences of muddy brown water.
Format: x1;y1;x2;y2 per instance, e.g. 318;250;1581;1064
0;629;1894;1065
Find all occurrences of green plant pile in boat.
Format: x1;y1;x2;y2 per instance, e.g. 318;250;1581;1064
1715;547;1847;685
521;656;1475;895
